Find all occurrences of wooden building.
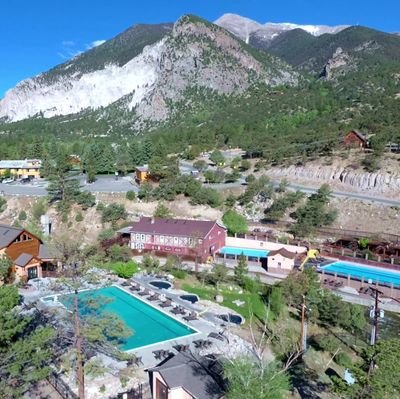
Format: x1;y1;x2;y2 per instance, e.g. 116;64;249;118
266;247;299;274
120;217;226;262
135;165;149;184
343;130;369;149
0;224;55;281
0;159;41;179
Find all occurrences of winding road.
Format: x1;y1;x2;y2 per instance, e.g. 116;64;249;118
1;174;400;207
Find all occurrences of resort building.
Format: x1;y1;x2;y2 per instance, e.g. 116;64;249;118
149;352;225;399
0;224;55;281
266;247;299;274
120;217;227;262
0;159;41;179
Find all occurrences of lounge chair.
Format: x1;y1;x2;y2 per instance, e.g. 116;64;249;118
134;356;143;366
138;289;150;296
173;344;189;352
153;350;162;360
208;332;225;342
171;306;181;315
184;312;198;322
148;293;160;301
160;300;172;308
193;339;205;348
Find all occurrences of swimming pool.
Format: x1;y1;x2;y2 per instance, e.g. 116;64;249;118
59;286;197;351
322;261;400;287
218;246;269;258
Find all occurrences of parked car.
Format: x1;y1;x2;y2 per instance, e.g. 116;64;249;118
2;178;14;184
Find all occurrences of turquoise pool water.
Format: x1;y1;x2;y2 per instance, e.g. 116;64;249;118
60;286;196;351
322;261;400;287
219;246;269;258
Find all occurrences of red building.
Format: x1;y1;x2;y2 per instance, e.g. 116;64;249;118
343;130;369;149
122;217;226;262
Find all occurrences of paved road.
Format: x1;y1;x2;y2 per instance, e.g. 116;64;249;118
205;179;400;207
0;175;136;197
1;174;399;207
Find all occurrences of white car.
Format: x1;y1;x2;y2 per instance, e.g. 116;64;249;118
2;178;14;184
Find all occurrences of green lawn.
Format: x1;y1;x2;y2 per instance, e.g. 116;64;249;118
181;283;267;322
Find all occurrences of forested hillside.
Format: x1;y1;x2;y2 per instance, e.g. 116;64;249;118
0;16;399;168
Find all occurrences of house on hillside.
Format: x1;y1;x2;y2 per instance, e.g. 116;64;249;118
119;217;226;262
0;224;56;281
148;352;225;399
0;159;41;179
266;247;300;274
343;130;370;149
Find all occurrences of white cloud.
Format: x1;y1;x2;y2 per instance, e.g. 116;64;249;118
58;39;106;60
90;39;106;48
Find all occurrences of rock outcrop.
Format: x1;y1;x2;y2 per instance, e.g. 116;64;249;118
268;165;400;194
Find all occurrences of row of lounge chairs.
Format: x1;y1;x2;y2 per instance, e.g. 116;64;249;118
127;282;200;321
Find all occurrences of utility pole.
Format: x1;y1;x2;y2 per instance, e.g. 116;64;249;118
300;295;307;353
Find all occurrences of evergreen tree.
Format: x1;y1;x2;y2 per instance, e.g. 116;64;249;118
47;149;80;213
234;254;248;286
142;138;154;163
0;285;55;397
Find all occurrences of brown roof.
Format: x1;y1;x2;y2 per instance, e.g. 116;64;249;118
268;247;298;259
0;224;23;249
129;217;223;239
348;130;367;142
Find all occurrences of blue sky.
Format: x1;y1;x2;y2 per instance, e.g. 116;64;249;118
1;0;398;97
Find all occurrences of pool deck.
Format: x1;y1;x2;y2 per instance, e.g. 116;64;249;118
125;275;253;368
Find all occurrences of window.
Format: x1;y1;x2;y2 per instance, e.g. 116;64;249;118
135;233;140;241
155;379;168;399
160;236;164;243
174;237;178;245
141;234;145;242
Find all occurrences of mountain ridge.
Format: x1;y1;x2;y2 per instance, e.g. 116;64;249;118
0;14;299;125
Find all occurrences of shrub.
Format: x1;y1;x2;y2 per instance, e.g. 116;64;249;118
311;334;341;353
243;276;261;293
0;197;6;213
107;244;131;262
101;203;127;224
153;203;172;218
75;212;84;222
334;352;352;368
32;199;46;221
171;269;187;280
112;261;139;278
126;191;136;201
98;228;115;242
18;210;27;221
76;191;96;210
96;202;105;212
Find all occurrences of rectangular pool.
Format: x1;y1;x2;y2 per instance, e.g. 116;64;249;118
322;261;400;287
218;246;269;258
59;286;197;351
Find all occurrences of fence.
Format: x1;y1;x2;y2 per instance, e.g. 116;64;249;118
48;373;147;399
47;373;78;399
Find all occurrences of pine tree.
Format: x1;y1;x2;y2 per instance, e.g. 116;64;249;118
0;285;55;397
142;138;154;163
234;254;248;286
47;149;80;213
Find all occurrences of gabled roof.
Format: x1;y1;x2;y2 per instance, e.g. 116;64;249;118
348;129;367;142
14;253;35;267
0;224;23;249
129;217;224;239
150;353;225;399
38;244;53;260
268;247;298;259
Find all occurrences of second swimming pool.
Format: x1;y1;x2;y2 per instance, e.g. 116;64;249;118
322;261;400;287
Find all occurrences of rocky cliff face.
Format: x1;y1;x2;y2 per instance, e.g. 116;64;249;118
0;15;298;126
268;165;400;194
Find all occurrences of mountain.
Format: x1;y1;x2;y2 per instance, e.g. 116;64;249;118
0;15;298;125
215;13;349;44
264;25;400;78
